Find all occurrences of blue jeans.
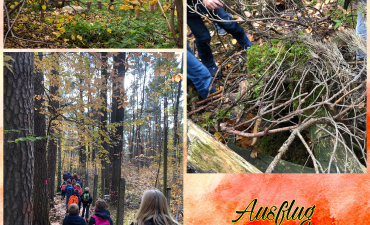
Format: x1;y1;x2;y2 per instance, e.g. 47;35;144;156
66;195;70;209
187;1;252;69
356;4;366;59
187;44;216;99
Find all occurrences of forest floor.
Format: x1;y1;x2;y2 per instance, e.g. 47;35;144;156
187;0;367;172
4;0;177;48
50;161;183;224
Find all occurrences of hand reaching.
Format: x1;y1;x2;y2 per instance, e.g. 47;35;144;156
203;0;223;10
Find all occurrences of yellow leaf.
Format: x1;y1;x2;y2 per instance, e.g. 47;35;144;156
107;28;112;33
110;5;114;9
214;132;223;141
77;35;82;40
13;27;18;31
71;35;75;40
129;5;134;9
82;13;85;17
59;18;64;23
53;32;61;38
103;3;108;6
10;5;14;9
42;5;46;10
64;39;69;42
232;39;237;45
14;1;18;4
58;27;65;33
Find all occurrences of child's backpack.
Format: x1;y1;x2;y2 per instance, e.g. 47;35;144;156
63;173;68;180
68;195;79;207
91;215;110;225
83;192;90;202
66;185;73;196
61;184;66;191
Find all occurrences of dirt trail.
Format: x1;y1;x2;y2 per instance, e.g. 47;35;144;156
50;194;94;225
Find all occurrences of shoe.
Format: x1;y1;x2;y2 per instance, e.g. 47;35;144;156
208;66;223;80
214;23;227;36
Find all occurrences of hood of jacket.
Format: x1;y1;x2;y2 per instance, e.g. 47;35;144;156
95;208;111;219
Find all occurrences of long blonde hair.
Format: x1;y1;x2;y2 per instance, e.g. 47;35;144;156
134;189;179;225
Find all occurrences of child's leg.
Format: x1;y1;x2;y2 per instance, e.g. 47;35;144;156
86;205;90;219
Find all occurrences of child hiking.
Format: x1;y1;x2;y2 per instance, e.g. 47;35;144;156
63;170;69;181
67;190;80;213
65;181;74;209
61;181;67;200
63;203;86;225
89;200;113;225
80;187;93;221
131;189;179;225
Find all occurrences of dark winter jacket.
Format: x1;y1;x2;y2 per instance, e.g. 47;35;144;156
63;213;86;225
72;174;78;181
68;172;72;179
80;191;92;206
63;172;69;180
89;208;113;225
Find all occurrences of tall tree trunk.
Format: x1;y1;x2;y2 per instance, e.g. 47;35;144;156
4;52;35;225
100;52;109;196
47;54;60;208
111;52;126;203
173;57;183;148
163;94;168;195
136;60;147;167
79;76;86;186
57;138;62;193
175;0;183;48
33;52;51;225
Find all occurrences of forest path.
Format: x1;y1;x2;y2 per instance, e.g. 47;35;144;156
50;194;94;225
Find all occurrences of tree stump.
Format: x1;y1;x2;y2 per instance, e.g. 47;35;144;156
149;3;154;12
97;1;101;9
86;1;91;10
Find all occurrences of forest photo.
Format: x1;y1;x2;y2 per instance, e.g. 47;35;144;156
187;0;366;173
3;52;183;224
4;0;183;48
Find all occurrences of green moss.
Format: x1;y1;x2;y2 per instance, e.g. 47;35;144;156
190;139;223;172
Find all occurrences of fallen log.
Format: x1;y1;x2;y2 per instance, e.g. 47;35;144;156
187;120;262;173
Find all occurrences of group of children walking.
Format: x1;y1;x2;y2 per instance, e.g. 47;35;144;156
61;170;179;225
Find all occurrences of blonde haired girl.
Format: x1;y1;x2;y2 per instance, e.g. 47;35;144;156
131;189;179;225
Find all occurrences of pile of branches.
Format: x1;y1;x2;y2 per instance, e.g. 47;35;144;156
187;0;366;173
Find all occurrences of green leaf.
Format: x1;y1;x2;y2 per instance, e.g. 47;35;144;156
52;133;62;138
333;20;341;30
36;137;43;140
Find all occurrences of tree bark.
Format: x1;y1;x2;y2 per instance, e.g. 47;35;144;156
33;52;51;225
100;52;109;196
47;54;59;208
110;53;126;203
4;52;35;225
162;92;168;195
